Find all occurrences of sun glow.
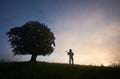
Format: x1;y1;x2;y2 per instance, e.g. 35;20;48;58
103;63;110;66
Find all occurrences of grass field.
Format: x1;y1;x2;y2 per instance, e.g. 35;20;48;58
0;62;120;79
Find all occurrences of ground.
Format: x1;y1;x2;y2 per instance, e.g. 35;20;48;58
0;62;120;79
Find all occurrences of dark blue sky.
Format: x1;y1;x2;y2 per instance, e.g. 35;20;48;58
0;0;120;66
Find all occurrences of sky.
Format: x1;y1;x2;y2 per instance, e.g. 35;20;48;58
0;0;120;66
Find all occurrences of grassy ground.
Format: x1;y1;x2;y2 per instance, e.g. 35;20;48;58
0;62;120;79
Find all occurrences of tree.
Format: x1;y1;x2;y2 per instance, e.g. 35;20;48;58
6;21;55;62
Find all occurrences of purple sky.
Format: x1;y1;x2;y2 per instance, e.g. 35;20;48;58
0;0;120;66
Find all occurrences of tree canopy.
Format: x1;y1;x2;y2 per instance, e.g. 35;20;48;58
6;21;55;62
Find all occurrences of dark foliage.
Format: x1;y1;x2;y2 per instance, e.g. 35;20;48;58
6;21;55;61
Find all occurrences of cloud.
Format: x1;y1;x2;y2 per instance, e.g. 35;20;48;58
47;7;120;65
1;0;120;65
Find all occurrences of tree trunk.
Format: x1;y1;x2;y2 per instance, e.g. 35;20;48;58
30;54;37;62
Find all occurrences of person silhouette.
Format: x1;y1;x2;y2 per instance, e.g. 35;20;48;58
66;49;74;65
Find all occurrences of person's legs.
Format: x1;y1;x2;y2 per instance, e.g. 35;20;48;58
71;57;74;65
69;56;71;64
69;56;74;65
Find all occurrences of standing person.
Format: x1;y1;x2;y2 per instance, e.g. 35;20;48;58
66;49;74;65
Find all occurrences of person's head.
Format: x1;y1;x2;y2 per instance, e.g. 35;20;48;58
69;49;72;52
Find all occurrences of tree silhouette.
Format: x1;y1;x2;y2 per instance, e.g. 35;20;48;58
6;21;55;62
